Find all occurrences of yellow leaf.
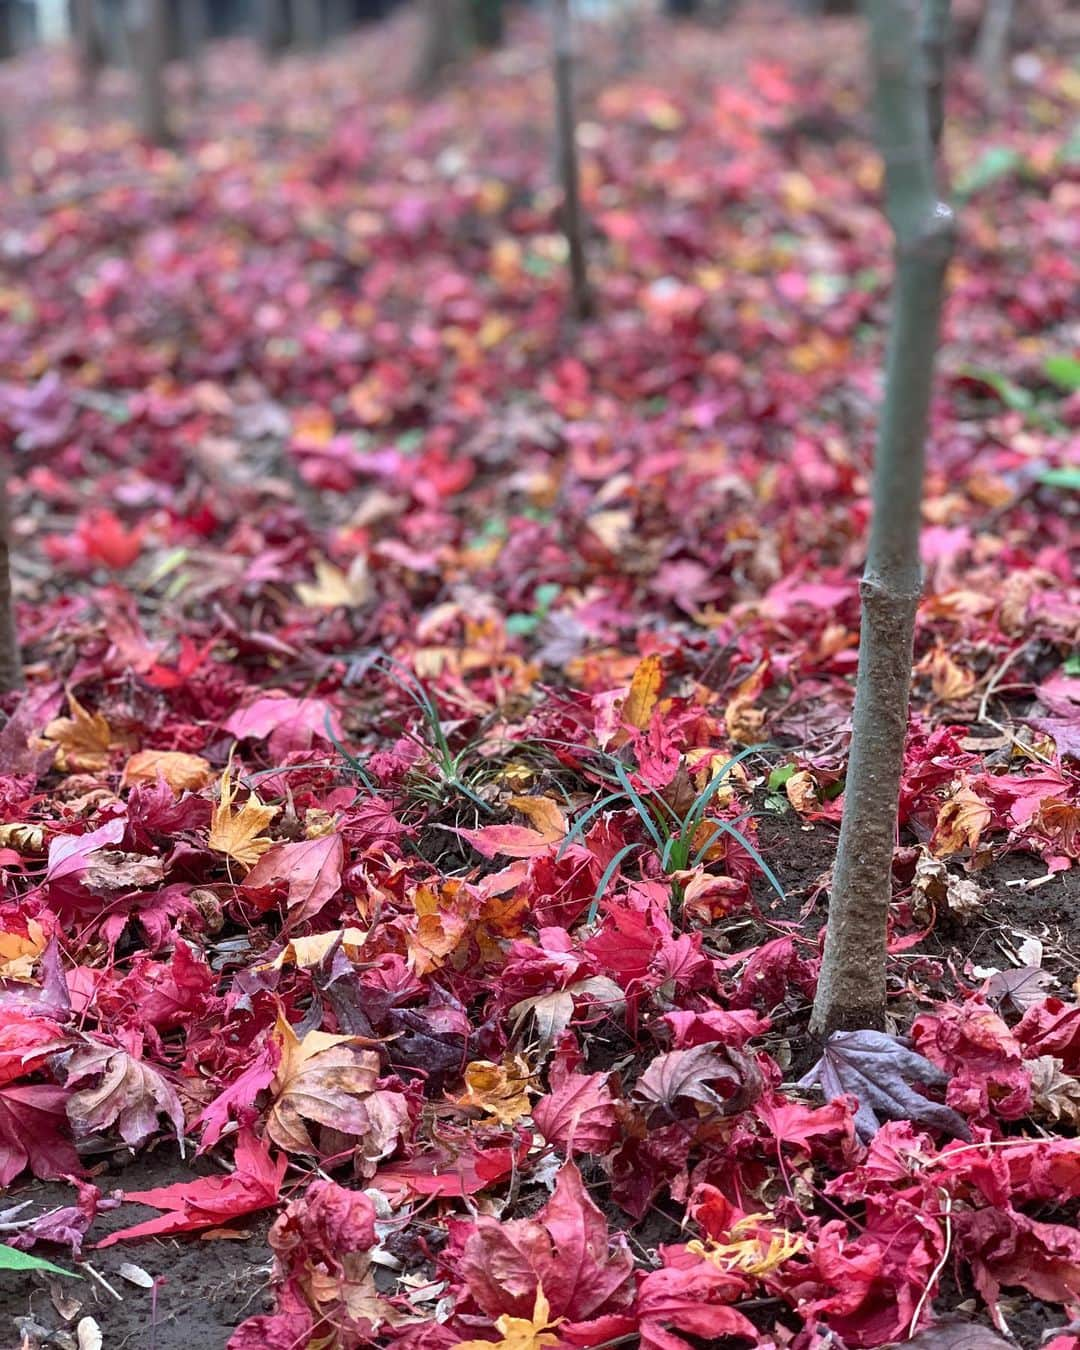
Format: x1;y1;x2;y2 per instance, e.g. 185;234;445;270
0;823;45;854
622;653;663;731
932;785;992;856
919;646;976;704
453;1055;535;1125
506;796;568;844
122;750;213;794
686;1213;803;1278
208;760;278;872
265;927;368;971
453;1287;561;1350
296;557;373;610
0;919;47;981
43;693;129;773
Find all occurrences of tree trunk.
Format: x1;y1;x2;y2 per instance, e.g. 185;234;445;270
413;0;470;94
72;0;105;100
129;0;172;145
975;0;1012;104
470;0;502;48
617;0;643;74
255;0;290;57
552;0;592;321
0;1;14;61
810;0;955;1038
291;0;324;49
179;0;208;97
0;459;23;694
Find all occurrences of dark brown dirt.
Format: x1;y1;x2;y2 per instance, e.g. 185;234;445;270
0;1151;274;1350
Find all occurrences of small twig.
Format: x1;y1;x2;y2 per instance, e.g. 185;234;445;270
909;1187;952;1335
84;1261;124;1302
976;642;1054;766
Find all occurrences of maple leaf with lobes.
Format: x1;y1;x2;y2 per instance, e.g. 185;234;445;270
208;760;279;872
799;1030;971;1142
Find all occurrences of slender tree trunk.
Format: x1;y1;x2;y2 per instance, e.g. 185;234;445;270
255;0;289;58
617;0;643;74
810;0;955;1037
975;0;1012;104
0;459;23;693
552;0;592;321
129;0;172;145
921;0;950;156
413;0;470;94
291;0;324;49
179;0;208;97
72;0;105;100
0;2;15;61
470;0;503;48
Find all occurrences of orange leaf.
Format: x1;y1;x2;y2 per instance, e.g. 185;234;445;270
622;654;663;731
932;786;992;856
43;693;130;773
453;1056;535;1125
122;750;213;794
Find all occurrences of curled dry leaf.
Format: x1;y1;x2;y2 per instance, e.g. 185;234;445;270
64;1042;185;1150
454;1056;536;1125
267;1015;408;1163
636;1043;763;1117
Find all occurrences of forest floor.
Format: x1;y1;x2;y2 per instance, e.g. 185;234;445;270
0;5;1077;1349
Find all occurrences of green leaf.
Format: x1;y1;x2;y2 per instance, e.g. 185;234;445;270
960;365;1034;412
1065;653;1080;676
767;763;796;792
955;145;1022;198
0;1244;79;1278
505;613;540;636
533;582;561;611
1045;355;1080;393
1038;466;1080;491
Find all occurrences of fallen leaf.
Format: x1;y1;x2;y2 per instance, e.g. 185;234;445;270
243;833;344;925
121;751;213;794
453;1286;562;1350
208;761;279;872
622;654;664;731
64;1042;185;1151
267;1014;407;1161
799;1030;971;1142
97;1128;285;1246
454;1056;536;1125
43;693;131;773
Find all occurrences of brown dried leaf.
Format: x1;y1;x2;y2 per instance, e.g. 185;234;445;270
267;1015;407;1161
43;694;130;773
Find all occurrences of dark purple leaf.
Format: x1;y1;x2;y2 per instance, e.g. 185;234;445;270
799;1029;971;1142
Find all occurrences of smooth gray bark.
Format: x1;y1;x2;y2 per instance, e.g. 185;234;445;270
552;0;592;321
975;0;1013;104
810;0;955;1036
129;0;172;145
0;459;22;693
